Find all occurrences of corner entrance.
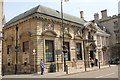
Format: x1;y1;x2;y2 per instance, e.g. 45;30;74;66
90;51;95;59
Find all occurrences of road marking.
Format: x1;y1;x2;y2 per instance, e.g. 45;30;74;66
96;73;115;78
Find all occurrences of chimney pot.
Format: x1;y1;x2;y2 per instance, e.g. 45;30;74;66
80;11;84;19
94;13;99;24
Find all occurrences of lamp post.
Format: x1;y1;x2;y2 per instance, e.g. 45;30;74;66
61;0;69;73
33;49;36;73
61;0;66;72
15;26;18;74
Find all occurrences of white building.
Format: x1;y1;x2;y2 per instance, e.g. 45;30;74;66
94;23;110;65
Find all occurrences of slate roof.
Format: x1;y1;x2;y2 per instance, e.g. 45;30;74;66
5;5;85;27
94;23;110;36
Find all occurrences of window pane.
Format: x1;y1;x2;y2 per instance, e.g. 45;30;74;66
97;36;100;45
64;42;70;61
106;37;108;45
76;43;82;60
23;41;29;52
45;40;54;62
7;45;12;55
102;37;104;45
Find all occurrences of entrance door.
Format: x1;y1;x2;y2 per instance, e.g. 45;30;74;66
90;51;94;59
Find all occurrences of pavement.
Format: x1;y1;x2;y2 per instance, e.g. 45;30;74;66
1;64;117;78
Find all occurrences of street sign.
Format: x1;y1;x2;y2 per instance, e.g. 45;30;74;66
33;53;36;55
15;49;19;52
93;49;96;54
15;46;19;52
32;49;36;53
15;46;19;49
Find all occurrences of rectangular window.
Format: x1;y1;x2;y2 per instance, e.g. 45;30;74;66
97;36;100;45
23;41;29;52
7;45;12;55
88;32;91;40
76;43;82;60
102;36;104;45
106;37;108;45
64;42;70;61
45;40;54;62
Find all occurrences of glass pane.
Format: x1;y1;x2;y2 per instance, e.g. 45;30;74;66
45;40;54;62
23;41;29;52
64;42;70;61
7;45;12;55
76;43;82;60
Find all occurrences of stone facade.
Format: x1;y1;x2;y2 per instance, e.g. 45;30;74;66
3;5;97;73
0;0;3;77
112;2;120;59
94;10;118;59
94;23;110;65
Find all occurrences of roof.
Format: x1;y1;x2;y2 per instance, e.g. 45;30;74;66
94;23;110;36
4;5;85;27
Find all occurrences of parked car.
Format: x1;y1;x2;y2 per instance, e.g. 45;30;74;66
110;58;120;64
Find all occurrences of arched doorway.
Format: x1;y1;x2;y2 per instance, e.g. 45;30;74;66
86;42;97;67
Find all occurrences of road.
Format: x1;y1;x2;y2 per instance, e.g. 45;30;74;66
2;65;119;80
58;65;118;78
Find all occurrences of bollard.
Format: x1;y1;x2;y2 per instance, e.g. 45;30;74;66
66;65;68;74
109;61;110;67
2;65;4;76
99;62;100;69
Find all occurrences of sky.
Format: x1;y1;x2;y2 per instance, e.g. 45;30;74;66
3;0;119;22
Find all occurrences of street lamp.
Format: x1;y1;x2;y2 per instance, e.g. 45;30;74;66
61;0;69;73
15;25;19;74
61;0;66;72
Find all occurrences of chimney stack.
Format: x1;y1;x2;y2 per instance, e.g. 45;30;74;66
101;9;108;19
80;11;84;19
94;13;99;24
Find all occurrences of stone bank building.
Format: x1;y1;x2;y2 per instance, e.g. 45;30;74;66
3;5;97;73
